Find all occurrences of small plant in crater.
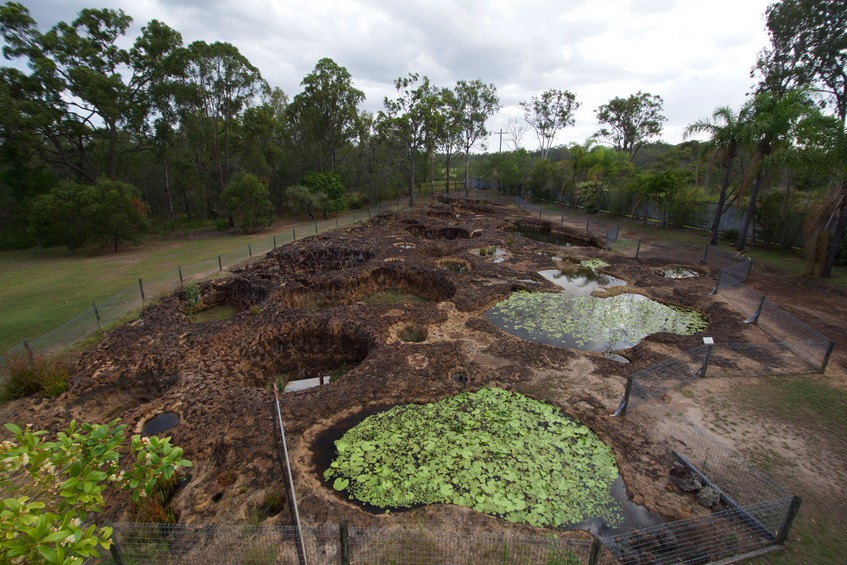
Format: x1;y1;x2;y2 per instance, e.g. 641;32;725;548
3;355;72;400
247;491;284;525
249;304;261;315
479;247;488;256
183;282;201;314
397;324;427;343
579;259;609;269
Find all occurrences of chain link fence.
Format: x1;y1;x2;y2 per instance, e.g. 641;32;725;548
515;197;619;248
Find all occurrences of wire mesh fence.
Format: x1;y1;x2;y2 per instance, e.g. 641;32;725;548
515;197;620;248
108;523;599;565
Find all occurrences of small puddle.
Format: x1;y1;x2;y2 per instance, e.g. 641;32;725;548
574;477;665;536
284;375;331;392
658;267;702;279
511;229;590;247
142;412;179;435
474;247;507;263
539;268;626;297
437;259;470;272
485;292;707;352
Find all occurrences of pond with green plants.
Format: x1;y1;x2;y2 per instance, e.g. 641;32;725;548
485;291;707;351
324;388;623;529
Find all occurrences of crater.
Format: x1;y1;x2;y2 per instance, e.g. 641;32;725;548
274;245;375;272
141;412;180;435
436;258;471;272
68;372;179;423
277;266;456;309
406;224;472;240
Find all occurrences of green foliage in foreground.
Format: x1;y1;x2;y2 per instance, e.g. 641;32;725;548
486;291;707;350
0;419;191;564
325;388;621;528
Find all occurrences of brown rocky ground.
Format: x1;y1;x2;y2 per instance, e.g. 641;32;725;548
2;198;843;555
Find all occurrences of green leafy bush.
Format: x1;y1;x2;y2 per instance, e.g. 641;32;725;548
0;419;191;564
222;173;275;233
325;388;621;528
302;171;347;214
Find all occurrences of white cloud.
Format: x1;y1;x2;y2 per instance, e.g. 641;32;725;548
6;0;773;150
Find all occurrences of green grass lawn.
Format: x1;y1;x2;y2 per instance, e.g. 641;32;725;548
0;221;303;353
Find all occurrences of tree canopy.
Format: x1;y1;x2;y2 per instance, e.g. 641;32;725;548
594;91;666;160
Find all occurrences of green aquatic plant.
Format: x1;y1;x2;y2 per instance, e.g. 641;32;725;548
324;388;621;528
578;259;609;269
485;291;707;351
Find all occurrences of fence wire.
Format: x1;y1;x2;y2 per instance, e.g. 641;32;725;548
0;199;419;374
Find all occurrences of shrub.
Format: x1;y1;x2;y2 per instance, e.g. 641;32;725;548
183;282;201;314
302;171;347;214
222;173;275;233
723;228;739;243
3;355;72;400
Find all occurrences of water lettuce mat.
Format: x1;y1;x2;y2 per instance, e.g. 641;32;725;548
485;291;707;351
324;388;622;528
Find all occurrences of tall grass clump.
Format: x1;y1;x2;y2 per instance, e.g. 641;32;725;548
3;355;72;399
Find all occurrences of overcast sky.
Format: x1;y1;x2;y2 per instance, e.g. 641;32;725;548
15;0;773;151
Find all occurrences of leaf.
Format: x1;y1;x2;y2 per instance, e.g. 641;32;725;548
332;478;349;491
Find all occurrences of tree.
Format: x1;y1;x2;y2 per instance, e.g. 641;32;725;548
755;0;847;124
0;3;182;181
595;91;666;160
166;40;267;215
453;79;500;194
735;89;817;251
378;73;437;206
222;172;274;232
0;419;191;565
506;117;529;151
520;89;579;160
288;58;364;172
302;171;346;214
685;105;750;245
429;88;462;193
28;177;148;252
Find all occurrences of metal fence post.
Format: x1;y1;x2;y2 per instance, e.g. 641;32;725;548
315;223;318;234
109;537;126;565
775;496;803;545
273;236;277;249
635;239;641;259
293;228;296;241
339;523;350;565
710;271;723;295
178;266;184;287
560;214;564;224
588;538;602;565
695;338;714;377
138;278;145;303
21;339;33;364
702;244;710;263
744;296;766;324
218;255;223;271
92;303;103;330
248;244;253;258
611;376;634;417
821;341;835;373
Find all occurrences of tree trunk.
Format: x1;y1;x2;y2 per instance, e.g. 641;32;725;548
464;151;470;196
445;152;451;193
821;191;847;277
409;152;416;207
709;155;734;246
736;173;762;252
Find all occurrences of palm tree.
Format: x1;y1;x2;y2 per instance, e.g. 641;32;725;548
735;90;815;252
684;105;748;246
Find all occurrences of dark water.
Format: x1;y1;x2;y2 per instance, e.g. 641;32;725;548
511;229;590;247
142;412;179;435
539;268;626;297
573;477;665;536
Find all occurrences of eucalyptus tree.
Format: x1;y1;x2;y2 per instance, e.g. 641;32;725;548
506;117;529;151
166;40;267;216
755;0;847;125
0;2;182;181
685;105;750;245
378;73;437;206
594;91;666;160
520;89;579;160
734;89;817;251
453;79;500;194
431;87;462;193
288;58;365;172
